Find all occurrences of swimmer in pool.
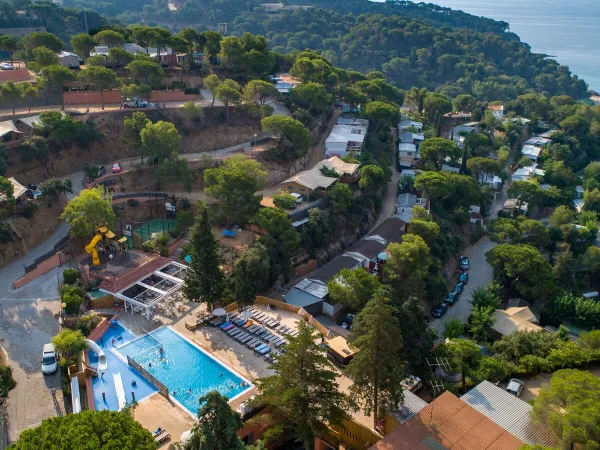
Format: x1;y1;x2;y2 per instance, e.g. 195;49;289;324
148;361;152;368
219;372;224;377
241;381;248;387
173;391;177;396
186;388;191;395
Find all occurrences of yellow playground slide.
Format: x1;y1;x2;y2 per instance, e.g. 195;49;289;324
85;234;103;265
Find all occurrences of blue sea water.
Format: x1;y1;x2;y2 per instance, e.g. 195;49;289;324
373;0;600;92
117;327;252;416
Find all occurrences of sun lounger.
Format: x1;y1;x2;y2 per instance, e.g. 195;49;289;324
255;343;268;353
223;324;235;331
235;318;246;325
246;338;260;348
155;430;171;443
240;335;255;344
230;329;243;338
259;346;271;355
252;341;265;351
246;325;257;333
219;321;232;328
244;320;254;328
235;332;248;341
254;312;267;320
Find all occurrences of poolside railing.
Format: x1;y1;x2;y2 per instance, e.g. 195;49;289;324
127;355;169;399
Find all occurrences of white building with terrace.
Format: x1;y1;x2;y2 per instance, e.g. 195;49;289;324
98;256;188;319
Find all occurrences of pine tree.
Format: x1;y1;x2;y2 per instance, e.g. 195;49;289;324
253;321;352;449
183;202;224;307
345;286;405;428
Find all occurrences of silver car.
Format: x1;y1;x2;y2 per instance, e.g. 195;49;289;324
506;378;524;397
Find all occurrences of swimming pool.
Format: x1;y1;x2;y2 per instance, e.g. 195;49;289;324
117;327;252;416
88;322;157;411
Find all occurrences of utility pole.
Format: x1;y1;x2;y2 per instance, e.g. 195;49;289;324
83;9;89;34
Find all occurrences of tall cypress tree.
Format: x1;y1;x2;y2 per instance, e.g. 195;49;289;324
183;201;224;307
345;286;405;428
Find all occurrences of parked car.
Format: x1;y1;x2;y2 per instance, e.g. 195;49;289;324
432;303;448;318
444;291;458;306
41;343;58;375
0;63;15;70
112;162;121;173
460;255;470;270
122;97;158;108
506;378;524;397
453;281;464;295
459;272;469;283
290;192;303;204
97;165;106;178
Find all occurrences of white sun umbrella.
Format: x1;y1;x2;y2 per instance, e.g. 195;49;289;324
212;307;227;317
377;252;388;261
180;430;192;443
241;309;251;321
297;308;308;317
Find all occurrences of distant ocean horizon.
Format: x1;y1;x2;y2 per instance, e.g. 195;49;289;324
372;0;600;93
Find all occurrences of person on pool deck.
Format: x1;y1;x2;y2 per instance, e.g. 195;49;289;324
148;361;152;368
100;336;103;344
111;338;115;347
102;392;106;402
101;371;105;380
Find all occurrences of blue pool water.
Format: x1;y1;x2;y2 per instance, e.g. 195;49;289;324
117;327;251;415
88;322;157;411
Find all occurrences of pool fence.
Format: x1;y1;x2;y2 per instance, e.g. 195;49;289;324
127;355;169;399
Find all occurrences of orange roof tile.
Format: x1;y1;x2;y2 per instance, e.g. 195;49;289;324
98;256;172;293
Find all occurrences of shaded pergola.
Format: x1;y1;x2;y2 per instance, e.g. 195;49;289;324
99;258;188;319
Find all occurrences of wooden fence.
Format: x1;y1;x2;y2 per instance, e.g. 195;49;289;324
127;356;169;398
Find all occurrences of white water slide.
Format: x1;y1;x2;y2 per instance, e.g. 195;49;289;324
85;339;107;370
113;373;127;411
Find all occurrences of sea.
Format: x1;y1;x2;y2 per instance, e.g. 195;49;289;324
373;0;600;92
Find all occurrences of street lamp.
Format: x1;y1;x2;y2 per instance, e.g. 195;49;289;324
108;254;114;277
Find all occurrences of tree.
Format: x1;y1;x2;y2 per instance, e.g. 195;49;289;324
384;234;431;302
0;366;16;398
467;157;500;184
328;183;353;214
51;328;87;364
272;191;296;210
23;32;64;53
37;65;76;110
216;81;241;123
443;317;464;339
31;46;59;69
70;33;95;58
508;181;543;210
327;268;381;310
78;66;118;110
407;219;440;246
182;391;245;450
419;138;461;170
157;152;193;195
0;36;18;63
183;202;224;308
445;339;482;393
395;298;437;371
486;243;556;301
519;219;551;248
423;92;452;134
219;36;246;68
453;94;478;113
470;284;501;310
108;48;135;68
414;171;449;199
549;205;574;228
203;74;221;107
202;30;223;59
243;80;278;106
470;305;495;343
93;30;125;48
131;26;156;54
364;101;400;131
584;188;600;212
346;286;404;428
0;176;13;200
85;55;106;67
61;187;115;238
0;81;22;115
253;321;351;449
532;369;599;448
10;410;157;450
290;82;332;115
183;101;202;121
229;243;270;305
40;178;72;203
126;60;164;88
261;116;309;160
20;82;39;113
140;121;180;164
359;165;386;193
474;357;511;384
122;112;150;163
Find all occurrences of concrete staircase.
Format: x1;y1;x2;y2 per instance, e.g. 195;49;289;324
170;233;190;262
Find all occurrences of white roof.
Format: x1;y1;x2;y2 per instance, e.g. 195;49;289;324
521;145;541;157
398;119;423;129
576;185;585;193
0;120;17;138
313;156;359;175
92;43;173;57
482;173;502;184
462;381;558;446
18;112;65;129
284;169;337;191
525;136;551;146
337;117;369;127
492;308;542;336
574;198;585;213
325;125;366;145
0;177;28;201
442;164;460;173
58;51;79;59
400;132;424;143
398;143;417;153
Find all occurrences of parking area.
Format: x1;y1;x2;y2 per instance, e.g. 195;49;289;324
0;300;65;442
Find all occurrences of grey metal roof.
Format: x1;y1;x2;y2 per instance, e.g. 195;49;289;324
346;238;386;260
369;217;405;243
461;381;558;447
390;390;428;424
283;287;323;308
309;255;360;283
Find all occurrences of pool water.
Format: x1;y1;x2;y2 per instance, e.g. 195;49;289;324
88;322;157;411
118;327;251;416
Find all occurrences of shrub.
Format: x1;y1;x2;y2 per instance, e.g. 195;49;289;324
62;269;79;285
175;210;194;230
62;291;84;315
514;355;552;377
169;227;180;238
0;223;12;243
142;241;155;252
184;86;200;95
126;199;139;207
74;312;101;336
19;136;48;163
272;191;297;210
157;233;169;246
158;244;169;257
180;243;192;260
21;202;38;219
0;366;16;397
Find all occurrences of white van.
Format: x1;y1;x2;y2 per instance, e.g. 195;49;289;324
583;291;599;299
42;343;58;375
290;193;303;204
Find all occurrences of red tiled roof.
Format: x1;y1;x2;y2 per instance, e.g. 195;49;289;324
488;105;504;111
369;392;523;450
98;256;172;294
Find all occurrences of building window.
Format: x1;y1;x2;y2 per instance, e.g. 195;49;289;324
287;186;292;190
299;187;305;192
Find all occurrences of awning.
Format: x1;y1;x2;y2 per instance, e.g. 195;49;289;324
212;308;227;317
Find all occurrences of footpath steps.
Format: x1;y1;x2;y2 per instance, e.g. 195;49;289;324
170;233;190;261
